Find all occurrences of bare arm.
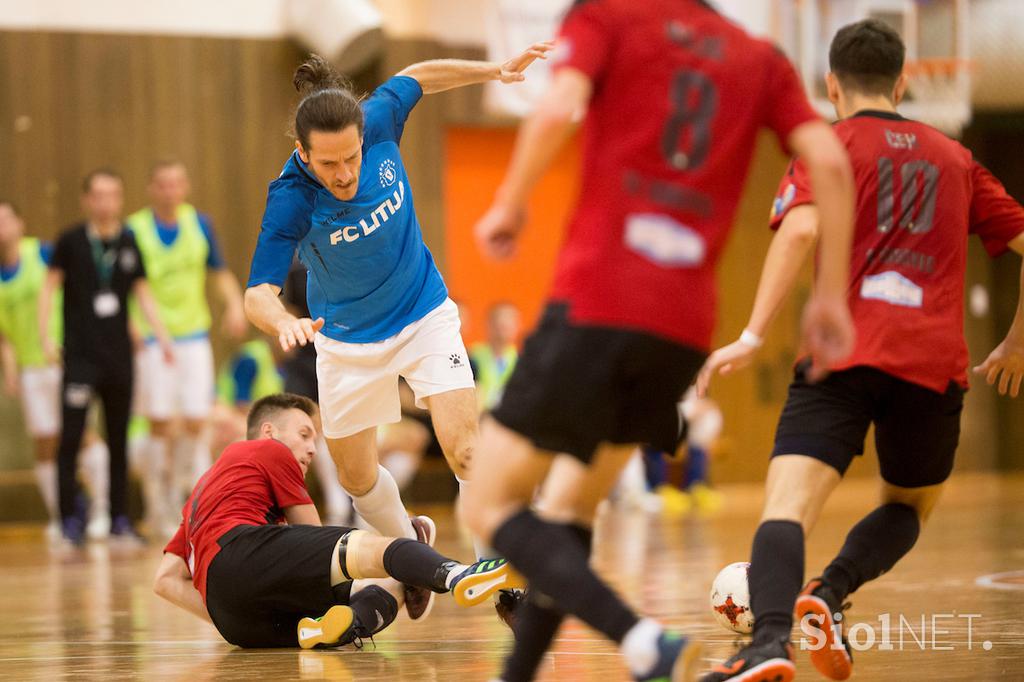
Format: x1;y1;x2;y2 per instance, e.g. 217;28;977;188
284;503;322;526
132;279;174;363
211;269;247;340
153;552;212;624
244;283;324;352
696;205;819;395
786;120;856;378
38;269;62;365
975;232;1024;396
0;335;18;397
474;68;591;259
398;42;552;95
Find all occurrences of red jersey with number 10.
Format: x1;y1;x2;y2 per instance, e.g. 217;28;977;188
163;439;313;602
770;111;1024;393
549;0;820;350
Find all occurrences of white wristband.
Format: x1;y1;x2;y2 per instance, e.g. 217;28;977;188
739;329;763;348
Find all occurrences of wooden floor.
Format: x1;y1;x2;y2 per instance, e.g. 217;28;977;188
1;472;1022;681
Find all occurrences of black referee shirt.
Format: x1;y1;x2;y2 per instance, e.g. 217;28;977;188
50;223;146;363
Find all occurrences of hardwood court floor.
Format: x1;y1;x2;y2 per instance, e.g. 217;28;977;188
0;472;1022;681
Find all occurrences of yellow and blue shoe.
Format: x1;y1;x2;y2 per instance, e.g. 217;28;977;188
297;605;356;650
451;558;527;608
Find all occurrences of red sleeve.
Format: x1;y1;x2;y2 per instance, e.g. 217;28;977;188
260;442;314;509
769;157;814;230
969;162;1024;257
551;1;614;81
762;46;820;154
163;522;187;558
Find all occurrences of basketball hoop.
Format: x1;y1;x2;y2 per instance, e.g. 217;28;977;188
902;58;973;134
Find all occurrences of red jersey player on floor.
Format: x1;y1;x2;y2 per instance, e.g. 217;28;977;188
153;393;521;649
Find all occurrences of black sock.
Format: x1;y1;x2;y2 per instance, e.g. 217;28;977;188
493;510;638;644
349;585;399;636
823;503;920;601
502;524;593;682
750;520;804;645
381;538;456;593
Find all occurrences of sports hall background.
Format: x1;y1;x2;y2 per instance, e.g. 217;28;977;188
0;0;1022;522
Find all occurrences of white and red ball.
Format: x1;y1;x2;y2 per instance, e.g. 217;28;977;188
709;562;754;634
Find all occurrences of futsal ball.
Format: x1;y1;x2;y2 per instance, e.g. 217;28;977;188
709;562;754;634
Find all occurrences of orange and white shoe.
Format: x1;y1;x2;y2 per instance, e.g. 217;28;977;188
795;578;853;680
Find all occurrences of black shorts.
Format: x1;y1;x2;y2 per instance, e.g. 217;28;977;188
283;349;318;402
772;361;965;488
492;303;705;463
205;524;353;648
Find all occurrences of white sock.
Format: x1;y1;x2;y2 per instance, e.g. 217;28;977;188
349;466;415;539
143;437;169;526
312;438;350;519
190;430;212;485
621;619;664;677
458;477;500;560
443;563;472;590
80;441;110;517
173;435;199;493
33;460;58;522
381;450;419;490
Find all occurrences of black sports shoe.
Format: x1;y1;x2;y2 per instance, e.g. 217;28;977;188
700;636;795;682
495;588;526;630
795;578;853;680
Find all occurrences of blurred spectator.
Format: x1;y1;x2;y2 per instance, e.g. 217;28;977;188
39;169;173;545
0;200;111;540
469;302;521;412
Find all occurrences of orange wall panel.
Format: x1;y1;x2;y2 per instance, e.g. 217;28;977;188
444;127;580;346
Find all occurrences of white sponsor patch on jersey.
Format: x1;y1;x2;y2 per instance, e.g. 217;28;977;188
624;213;705;267
860;271;924;308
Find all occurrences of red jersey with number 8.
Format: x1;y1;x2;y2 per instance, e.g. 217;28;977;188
549;0;820;350
770;111;1024;392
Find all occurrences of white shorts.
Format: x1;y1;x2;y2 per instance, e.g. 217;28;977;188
135;337;215;421
316;298;476;439
19;365;62;438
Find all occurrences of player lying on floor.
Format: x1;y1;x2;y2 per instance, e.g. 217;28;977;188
153;392;520;649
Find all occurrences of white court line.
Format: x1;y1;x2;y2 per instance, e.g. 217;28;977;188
975;571;1024;591
0;649;622;663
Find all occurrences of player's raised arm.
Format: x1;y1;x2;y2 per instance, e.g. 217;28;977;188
397;42;553;95
696;204;820;396
475;68;591;259
787;120;856;378
975;233;1024;396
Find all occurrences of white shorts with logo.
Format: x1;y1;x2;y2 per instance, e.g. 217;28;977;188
20;365;62;438
135;336;215;421
315;298;476;439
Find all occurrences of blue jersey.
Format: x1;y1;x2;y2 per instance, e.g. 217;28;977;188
247;76;447;343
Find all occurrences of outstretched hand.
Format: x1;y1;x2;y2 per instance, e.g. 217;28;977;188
498;41;555;83
277;317;325;352
695;340;759;397
801;294;855;382
475;203;526;260
974;335;1024;397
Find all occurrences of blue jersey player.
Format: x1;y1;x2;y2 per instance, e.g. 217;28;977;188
244;48;548;620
